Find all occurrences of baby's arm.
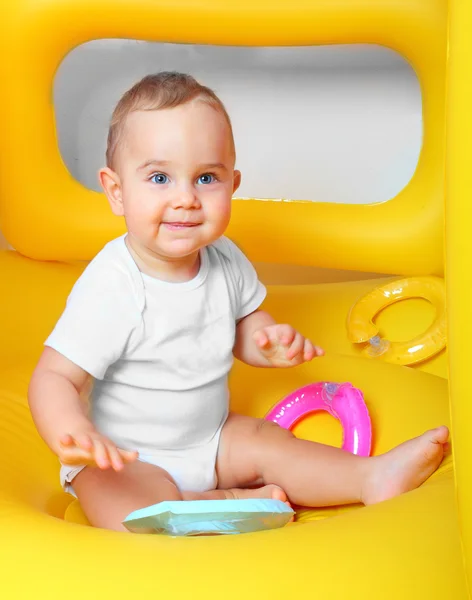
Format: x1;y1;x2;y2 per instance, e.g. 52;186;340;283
233;309;324;368
28;347;137;470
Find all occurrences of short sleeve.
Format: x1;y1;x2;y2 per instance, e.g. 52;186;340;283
225;238;267;320
45;263;141;380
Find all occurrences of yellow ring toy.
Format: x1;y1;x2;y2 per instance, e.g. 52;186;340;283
346;276;447;366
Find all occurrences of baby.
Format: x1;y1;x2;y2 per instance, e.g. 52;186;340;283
28;72;448;531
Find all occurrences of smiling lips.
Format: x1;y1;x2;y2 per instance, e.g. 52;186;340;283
162;222;200;231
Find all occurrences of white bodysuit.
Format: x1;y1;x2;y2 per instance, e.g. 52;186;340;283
45;234;266;493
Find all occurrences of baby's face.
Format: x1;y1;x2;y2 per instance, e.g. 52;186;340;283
104;100;239;263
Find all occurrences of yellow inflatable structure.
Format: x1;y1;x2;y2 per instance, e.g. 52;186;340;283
0;0;470;597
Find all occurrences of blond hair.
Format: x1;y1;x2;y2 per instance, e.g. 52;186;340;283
106;72;235;169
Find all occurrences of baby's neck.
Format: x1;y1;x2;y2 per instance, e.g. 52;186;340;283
124;235;201;283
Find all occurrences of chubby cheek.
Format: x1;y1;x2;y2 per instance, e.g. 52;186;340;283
205;196;232;232
122;185;165;230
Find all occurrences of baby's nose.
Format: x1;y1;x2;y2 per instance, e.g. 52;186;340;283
172;187;200;209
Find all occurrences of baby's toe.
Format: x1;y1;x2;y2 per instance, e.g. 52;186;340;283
269;485;288;503
428;425;449;445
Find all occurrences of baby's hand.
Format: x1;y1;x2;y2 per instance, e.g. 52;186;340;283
252;324;324;367
59;430;138;472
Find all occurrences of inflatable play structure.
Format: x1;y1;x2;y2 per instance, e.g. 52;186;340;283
0;0;471;597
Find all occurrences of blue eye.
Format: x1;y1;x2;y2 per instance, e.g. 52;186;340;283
151;173;169;184
197;173;215;185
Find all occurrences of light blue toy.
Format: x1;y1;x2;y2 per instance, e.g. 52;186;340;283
123;498;295;536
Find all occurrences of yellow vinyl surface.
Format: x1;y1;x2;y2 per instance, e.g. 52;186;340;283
0;0;470;597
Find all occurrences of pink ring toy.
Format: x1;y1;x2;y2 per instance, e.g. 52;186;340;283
265;382;372;456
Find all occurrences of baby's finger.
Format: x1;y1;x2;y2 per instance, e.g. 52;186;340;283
93;439;111;470
277;324;296;346
286;332;304;360
118;449;139;463
303;338;317;362
314;345;325;357
74;433;94;451
106;442;125;472
253;329;271;350
59;434;75;447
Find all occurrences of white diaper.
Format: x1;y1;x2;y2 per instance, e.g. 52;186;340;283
61;436;220;497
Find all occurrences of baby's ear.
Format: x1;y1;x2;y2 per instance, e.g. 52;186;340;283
233;169;242;194
99;167;124;216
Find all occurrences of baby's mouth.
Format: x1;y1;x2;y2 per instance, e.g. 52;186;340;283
162;222;200;230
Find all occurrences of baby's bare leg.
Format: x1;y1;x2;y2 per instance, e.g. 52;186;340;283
216;414;448;507
72;459;287;531
72;461;183;531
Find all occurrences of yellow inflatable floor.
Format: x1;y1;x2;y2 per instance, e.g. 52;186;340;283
0;251;465;598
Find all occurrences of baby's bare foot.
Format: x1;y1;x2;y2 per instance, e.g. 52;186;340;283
183;484;289;503
225;484;288;503
362;426;449;505
225;484;294;520
182;483;290;509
